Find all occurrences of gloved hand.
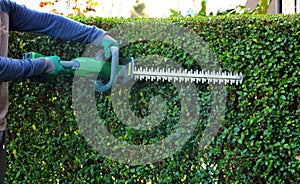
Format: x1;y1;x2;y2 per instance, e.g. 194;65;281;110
100;34;119;59
43;56;65;76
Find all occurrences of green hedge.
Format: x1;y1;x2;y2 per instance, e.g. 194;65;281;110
6;14;300;183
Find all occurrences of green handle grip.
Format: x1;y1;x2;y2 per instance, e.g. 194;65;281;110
70;56;123;80
22;51;123;80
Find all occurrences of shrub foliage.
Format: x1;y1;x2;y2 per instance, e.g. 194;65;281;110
6;14;300;183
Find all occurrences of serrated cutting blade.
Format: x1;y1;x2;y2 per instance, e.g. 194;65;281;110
133;67;243;85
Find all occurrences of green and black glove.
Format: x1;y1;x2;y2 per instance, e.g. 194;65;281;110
43;56;65;76
100;34;119;59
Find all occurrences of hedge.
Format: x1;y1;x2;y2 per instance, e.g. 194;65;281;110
5;14;300;183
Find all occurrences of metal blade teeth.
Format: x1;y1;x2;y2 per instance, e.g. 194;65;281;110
133;67;243;85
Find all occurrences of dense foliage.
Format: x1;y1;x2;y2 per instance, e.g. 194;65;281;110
6;14;300;183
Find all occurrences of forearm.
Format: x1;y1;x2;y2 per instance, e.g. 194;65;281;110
0;57;45;81
3;0;105;44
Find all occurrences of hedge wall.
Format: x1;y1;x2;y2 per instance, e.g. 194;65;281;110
5;14;300;183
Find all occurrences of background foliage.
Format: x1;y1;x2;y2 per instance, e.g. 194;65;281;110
6;14;300;183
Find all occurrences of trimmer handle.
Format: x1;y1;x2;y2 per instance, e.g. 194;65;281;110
60;46;119;92
22;47;122;93
94;46;119;92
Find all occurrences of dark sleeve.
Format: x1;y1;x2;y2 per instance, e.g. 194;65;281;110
5;0;106;44
0;57;45;81
0;0;107;81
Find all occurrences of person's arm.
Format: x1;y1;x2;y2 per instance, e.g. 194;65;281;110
4;0;106;43
0;57;45;81
0;0;115;81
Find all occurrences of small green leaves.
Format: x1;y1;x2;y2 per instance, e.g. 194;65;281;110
6;13;300;183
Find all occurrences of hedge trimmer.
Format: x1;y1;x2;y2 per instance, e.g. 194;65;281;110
23;46;243;92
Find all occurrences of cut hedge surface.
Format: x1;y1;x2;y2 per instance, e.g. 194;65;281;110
6;14;300;183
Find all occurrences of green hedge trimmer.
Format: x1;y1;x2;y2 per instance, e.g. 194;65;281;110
23;46;243;92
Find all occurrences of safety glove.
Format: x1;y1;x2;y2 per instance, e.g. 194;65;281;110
43;56;65;76
100;34;119;59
